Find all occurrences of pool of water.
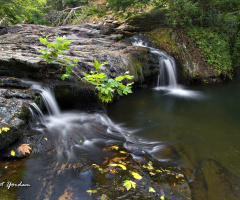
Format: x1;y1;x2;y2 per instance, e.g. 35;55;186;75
108;78;240;197
1;75;240;199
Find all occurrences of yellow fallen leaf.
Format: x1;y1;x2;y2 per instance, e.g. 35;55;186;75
17;144;32;155
0;127;10;134
109;145;119;150
131;172;142;180
86;190;97;195
10;150;15;156
109;163;127;170
120;151;127;154
2;127;10;132
118;164;126;170
149;187;156;193
161;195;165;200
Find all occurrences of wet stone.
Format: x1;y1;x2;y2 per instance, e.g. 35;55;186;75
0;24;158;86
202;159;240;200
0;78;40;152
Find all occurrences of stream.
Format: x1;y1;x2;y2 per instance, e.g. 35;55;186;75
108;75;240;199
0;34;239;199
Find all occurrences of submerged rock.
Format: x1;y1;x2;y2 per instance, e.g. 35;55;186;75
202;159;240;200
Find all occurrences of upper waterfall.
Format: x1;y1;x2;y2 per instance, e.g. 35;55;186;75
131;34;178;88
130;34;204;99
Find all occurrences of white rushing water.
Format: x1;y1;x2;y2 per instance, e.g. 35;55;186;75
131;35;204;99
31;85;60;115
28;83;166;160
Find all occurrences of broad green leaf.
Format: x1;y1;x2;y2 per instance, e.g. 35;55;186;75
124;75;133;80
123;180;136;191
73;58;79;63
93;59;100;69
46;59;54;64
39;37;47;45
115;76;124;81
61;74;70;80
117;89;123;96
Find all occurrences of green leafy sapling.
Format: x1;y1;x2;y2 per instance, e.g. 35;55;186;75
38;36;78;80
58;57;79;80
38;36;134;103
83;59;134;103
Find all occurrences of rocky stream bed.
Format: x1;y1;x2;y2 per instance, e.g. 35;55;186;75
0;21;237;199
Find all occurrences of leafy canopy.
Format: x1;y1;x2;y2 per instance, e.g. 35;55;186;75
0;0;47;24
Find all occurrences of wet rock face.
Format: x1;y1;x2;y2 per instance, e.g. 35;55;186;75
146;28;222;84
0;77;40;152
0;24;158;86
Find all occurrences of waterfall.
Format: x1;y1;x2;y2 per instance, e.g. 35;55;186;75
131;35;178;89
25;83;166;160
150;49;178;88
31;85;60;116
130;34;204;98
28;102;46;127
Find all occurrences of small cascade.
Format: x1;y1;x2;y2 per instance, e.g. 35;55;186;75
31;85;60;116
151;50;178;88
25;83;165;161
28;102;46;128
131;34;204;98
131;35;178;89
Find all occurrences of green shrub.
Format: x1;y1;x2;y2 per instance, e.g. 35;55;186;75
83;60;134;103
38;36;134;103
188;27;233;78
38;36;78;80
166;0;200;27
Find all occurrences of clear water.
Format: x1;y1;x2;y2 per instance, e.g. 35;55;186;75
1;84;171;199
108;78;240;195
